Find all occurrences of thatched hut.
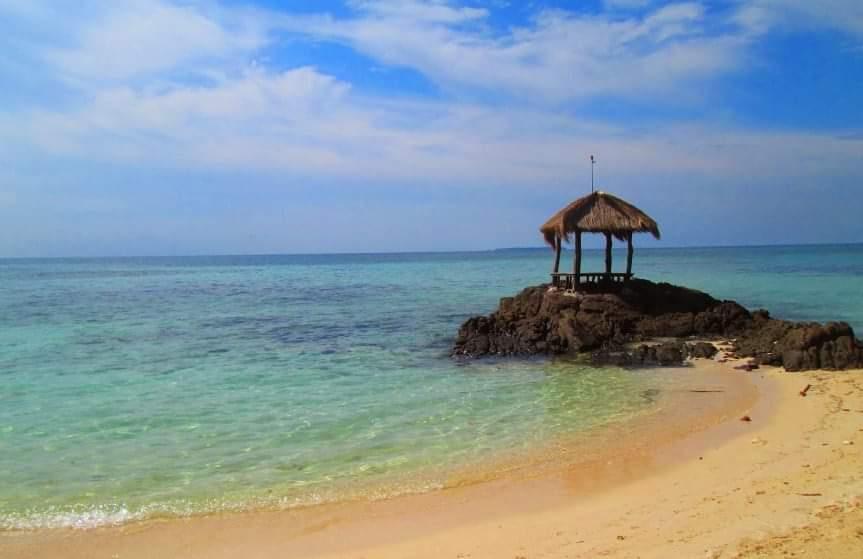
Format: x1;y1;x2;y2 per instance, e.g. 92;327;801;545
540;191;660;289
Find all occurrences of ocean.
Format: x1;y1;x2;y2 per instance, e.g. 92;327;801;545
1;244;861;530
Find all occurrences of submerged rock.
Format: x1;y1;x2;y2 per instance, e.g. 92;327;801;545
451;279;863;372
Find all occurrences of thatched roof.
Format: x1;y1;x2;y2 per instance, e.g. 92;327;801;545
540;191;660;246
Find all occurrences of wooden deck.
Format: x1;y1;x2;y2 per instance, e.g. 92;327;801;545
551;272;633;290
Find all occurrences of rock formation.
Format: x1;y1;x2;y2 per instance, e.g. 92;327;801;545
452;279;863;371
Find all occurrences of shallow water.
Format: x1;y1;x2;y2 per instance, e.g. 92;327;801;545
1;245;861;529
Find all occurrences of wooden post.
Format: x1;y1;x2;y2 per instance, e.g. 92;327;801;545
626;233;634;278
574;230;582;286
552;236;562;274
604;232;612;276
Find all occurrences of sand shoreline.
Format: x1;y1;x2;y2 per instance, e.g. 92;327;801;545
4;359;862;558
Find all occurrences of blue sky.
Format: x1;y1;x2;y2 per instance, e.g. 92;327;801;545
0;0;861;257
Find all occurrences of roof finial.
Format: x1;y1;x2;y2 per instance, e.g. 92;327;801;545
590;155;596;193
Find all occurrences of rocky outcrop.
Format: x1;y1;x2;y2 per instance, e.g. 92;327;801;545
452;279;863;371
733;319;861;372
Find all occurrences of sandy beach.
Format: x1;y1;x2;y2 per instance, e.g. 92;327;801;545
4;355;861;559
4;0;862;554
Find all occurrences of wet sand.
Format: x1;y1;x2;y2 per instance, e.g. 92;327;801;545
3;358;862;559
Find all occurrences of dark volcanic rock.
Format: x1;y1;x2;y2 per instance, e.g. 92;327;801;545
591;341;718;367
655;341;685;365
452;279;863;372
687;342;719;359
737;320;863;371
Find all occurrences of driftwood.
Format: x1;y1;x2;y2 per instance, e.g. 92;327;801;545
799;384;812;397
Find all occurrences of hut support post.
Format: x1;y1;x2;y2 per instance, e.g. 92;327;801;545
552;237;562;274
574;230;582;286
604;232;612;276
626;233;634;278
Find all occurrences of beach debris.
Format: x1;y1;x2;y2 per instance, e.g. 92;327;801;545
740;415;752;422
843;440;854;446
798;493;823;497
690;389;724;393
799;384;812;397
617;535;626;541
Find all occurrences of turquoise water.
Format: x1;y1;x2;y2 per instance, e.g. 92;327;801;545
1;245;861;529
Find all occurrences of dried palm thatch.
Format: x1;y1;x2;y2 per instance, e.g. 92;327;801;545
540;191;660;246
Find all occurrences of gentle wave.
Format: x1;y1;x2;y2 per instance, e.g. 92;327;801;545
0;480;450;531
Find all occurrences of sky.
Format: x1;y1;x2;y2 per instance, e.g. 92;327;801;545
0;0;861;257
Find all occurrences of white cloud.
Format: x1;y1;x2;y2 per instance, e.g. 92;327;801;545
640;2;704;41
18;67;355;169
44;0;265;83
273;1;746;103
0;1;860;192
6;63;860;189
735;0;863;38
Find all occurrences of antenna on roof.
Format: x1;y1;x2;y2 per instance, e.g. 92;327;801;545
590;155;596;193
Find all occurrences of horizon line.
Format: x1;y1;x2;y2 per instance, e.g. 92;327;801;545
2;240;862;261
